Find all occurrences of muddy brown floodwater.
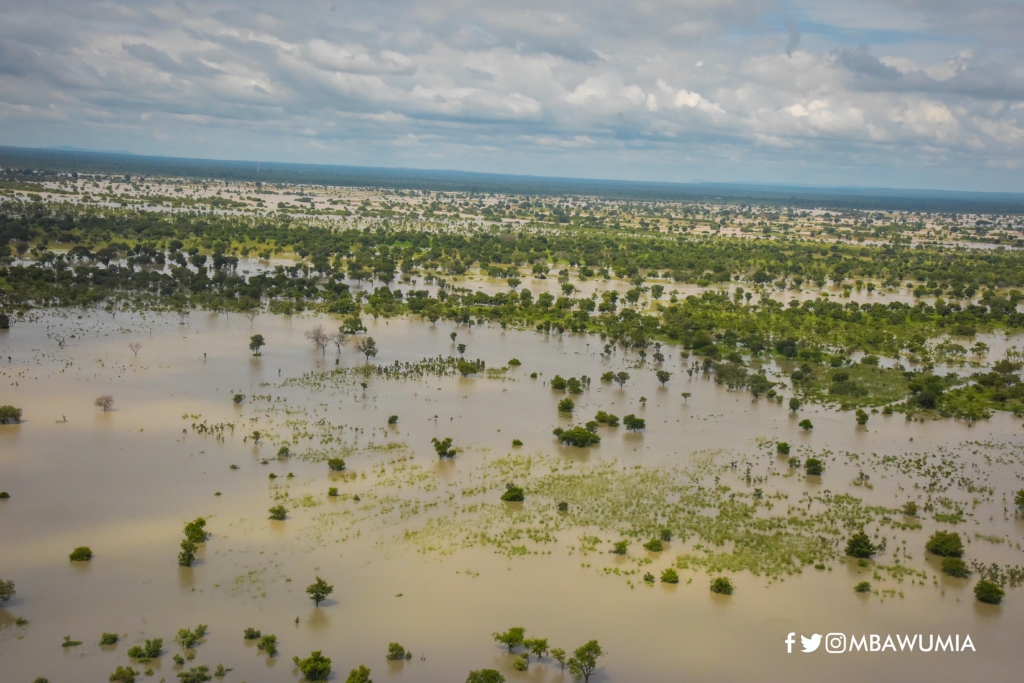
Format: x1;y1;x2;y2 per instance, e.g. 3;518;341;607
1;310;1023;682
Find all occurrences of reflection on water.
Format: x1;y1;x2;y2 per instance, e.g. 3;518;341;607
0;310;1022;682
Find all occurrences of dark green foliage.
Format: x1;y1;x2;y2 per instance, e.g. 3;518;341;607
552;426;601;446
292;652;333;682
855;408;869;425
512;654;529;671
327;457;346;471
557;501;569;512
431;437;456;458
183;518;207;544
328;487;338;497
177;665;211;683
594;410;619;426
511;439;523;446
974;580;1005;604
178;540;197;567
926;531;964;558
256;634;278;657
62;636;83;647
550;375;568;391
901;501;918;516
507;358;521;366
0;491;8;498
127;638;163;662
277;446;290;458
845;532;877;558
243;627;261;640
661;568;679;583
306;576;334;606
69;546;92;561
789;398;801;411
611;540;628;555
557;397;575;413
268;505;287;520
799;419;813;430
100;632;119;646
232;393;244;404
710;577;734;594
1014;489;1024;512
643;538;663;552
804;458;824;476
0;579;14;602
854;581;872;593
387;415;398;425
0;405;22;423
567;640;604;683
176;624;207;650
613;371;630;387
656;370;671;385
214;664;231;678
660;528;673;542
466;669;505;683
248;334;264;355
501;483;525;502
492;627;526;653
623;414;645;431
109;666;140;683
942;557;971;578
344;665;371;683
386;642;407;660
776;441;790;455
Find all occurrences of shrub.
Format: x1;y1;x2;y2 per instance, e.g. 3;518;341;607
183;518;207;544
100;632;119;645
594;411;619;427
974;580;1005;605
557;501;569;512
799;419;813;430
232;394;244;404
292;651;331;683
661;568;679;584
127;638;163;662
466;670;505;683
643;572;655;583
306;576;334;606
178;540;197;567
901;501;918;516
513;654;529;671
643;538;663;552
511;439;523;446
277;446;291;458
611;540;628;555
63;636;83;647
854;581;872;593
855;409;869;425
386;642;407;660
387;415;398;425
0;405;22;423
69;546;93;561
328;487;338;497
431;437;456;458
804;458;824;476
557;397;575;413
268;505;287;521
109;666;140;683
0;579;14;602
550;375;568;391
942;557;971;578
177;665;211;683
845;532;876;558
1015;489;1024;512
256;634;278;657
552;426;601;447
776;441;790;455
925;531;964;558
0;491;8;498
243;627;261;640
507;358;521;366
327;458;346;471
343;665;372;683
660;528;672;541
623;414;645;431
501;484;525;502
710;577;733;595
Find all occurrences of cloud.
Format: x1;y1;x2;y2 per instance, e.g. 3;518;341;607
0;0;1021;189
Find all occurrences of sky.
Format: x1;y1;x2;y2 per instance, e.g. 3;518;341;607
2;0;1024;191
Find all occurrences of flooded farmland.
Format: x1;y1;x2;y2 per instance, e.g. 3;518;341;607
2;310;1023;682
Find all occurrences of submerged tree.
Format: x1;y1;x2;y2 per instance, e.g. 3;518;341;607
249;334;265;356
94;395;114;411
566;640;604;683
356;337;378;362
292;651;332;682
306;576;334;606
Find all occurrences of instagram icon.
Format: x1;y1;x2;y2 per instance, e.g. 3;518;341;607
825;633;847;653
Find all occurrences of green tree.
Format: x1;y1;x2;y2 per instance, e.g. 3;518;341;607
0;405;22;423
845;531;876;558
431;437;456;458
553;426;601;446
356;337;378;362
613;371;630;388
109;666;140;683
492;627;526;653
941;557;971;578
306;576;334;606
557;398;575;413
710;577;734;594
901;501;918;516
501;483;525;502
656;370;671;385
799;419;813;430
789;397;800;412
661;568;679;583
249;334;265;356
178;539;197;567
176;665;211;683
855;409;869;425
804;458;824;476
386;643;409;660
466;670;505;683
566;640;603;683
925;531;964;558
551;648;566;669
623;414;645;431
524;637;549;659
974;580;1005;604
292;651;332;681
268;505;287;521
776;441;790;455
256;634;277;657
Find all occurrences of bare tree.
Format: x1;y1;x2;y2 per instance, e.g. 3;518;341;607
329;330;348;354
129;342;142;356
54;334;66;348
305;324;329;357
244;308;259;328
94;395;114;411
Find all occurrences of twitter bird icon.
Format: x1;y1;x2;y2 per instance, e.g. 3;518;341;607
801;634;822;652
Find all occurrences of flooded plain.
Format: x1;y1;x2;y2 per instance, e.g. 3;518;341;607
2;310;1024;682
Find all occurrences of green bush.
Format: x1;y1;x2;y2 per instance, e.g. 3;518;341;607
268;505;287;521
552;426;601;447
776;441;790;455
901;501;918;516
799;419;813;430
328;487;338;497
387;415;398;425
557;397;575;413
178;540;197;567
501;484;525;502
925;531;964;558
974;580;1005;604
100;633;119;646
177;665;211;683
844;532;876;558
466;670;505;683
0;405;22;423
643;538;663;552
513;654;529;671
344;664;371;683
557;501;569;512
594;411;619;427
0;491;8;498
661;568;679;584
256;634;277;657
243;627;261;640
611;540;628;555
507;358;521;366
109;666;139;683
804;458;824;476
941;557;971;578
511;439;523;446
710;577;734;595
183;518;207;544
623;414;645;431
327;458;346;471
69;546;93;561
0;579;14;602
854;581;872;593
127;638;162;662
643;572;655;583
386;642;407;660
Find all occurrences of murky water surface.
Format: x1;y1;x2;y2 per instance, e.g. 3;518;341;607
2;311;1023;682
